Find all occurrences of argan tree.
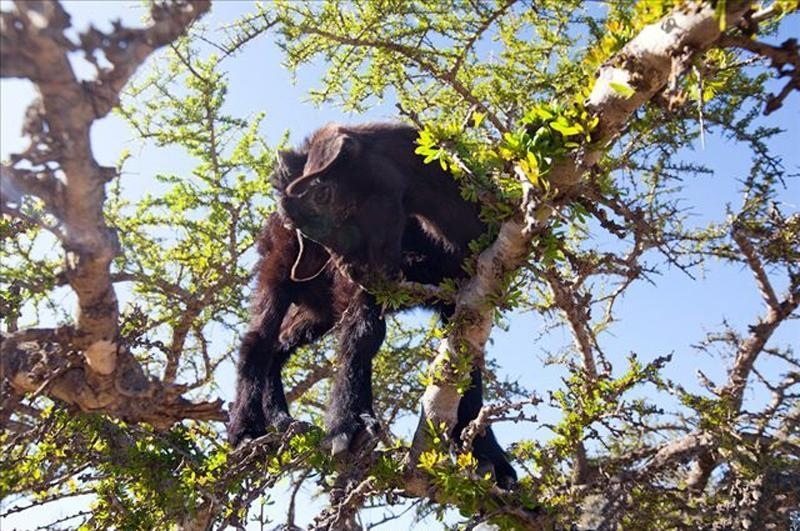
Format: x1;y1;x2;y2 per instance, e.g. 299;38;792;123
1;1;798;529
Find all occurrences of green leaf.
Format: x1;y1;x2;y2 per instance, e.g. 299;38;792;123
550;121;582;136
609;81;636;98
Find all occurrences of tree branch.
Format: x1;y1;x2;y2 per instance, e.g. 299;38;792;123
401;8;779;518
0;327;225;427
719;34;799;114
408;0;755;482
0;0;213;425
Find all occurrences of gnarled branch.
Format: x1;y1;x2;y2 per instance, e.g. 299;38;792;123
1;0;212;425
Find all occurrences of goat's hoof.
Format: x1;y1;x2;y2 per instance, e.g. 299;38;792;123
265;411;294;431
326;413;381;457
330;432;351;457
227;423;264;449
475;458;518;491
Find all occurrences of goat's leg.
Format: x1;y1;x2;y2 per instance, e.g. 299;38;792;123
326;291;386;456
228;286;292;447
436;306;517;488
274;304;334;406
454;368;518;489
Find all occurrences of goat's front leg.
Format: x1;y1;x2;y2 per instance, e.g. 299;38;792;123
326;290;386;456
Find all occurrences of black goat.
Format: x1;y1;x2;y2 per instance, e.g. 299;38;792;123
280;123;485;283
228;123;516;487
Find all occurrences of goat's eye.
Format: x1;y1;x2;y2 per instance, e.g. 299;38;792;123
310;183;333;206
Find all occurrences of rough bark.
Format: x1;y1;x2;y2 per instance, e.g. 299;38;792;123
0;0;220;426
406;0;753;488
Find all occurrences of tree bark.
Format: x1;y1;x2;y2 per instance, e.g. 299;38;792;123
407;0;752;483
1;0;219;426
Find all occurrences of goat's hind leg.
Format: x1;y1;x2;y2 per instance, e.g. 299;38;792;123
228;287;293;447
229;298;332;447
454;368;518;489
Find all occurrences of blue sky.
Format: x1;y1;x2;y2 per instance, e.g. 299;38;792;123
1;1;798;529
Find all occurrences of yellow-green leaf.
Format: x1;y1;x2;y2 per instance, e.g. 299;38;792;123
609;81;635;98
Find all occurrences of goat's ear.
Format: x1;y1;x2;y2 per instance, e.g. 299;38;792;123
271;149;308;191
286;132;360;196
290;232;331;282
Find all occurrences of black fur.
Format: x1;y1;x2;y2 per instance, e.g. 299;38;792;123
228;123;516;488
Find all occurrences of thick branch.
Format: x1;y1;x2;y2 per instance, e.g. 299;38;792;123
2;0;209;357
409;0;754;475
0;328;225;428
0;164;66;219
0;0;212;425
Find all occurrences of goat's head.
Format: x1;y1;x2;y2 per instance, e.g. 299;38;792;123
280;131;361;245
277;125;406;279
